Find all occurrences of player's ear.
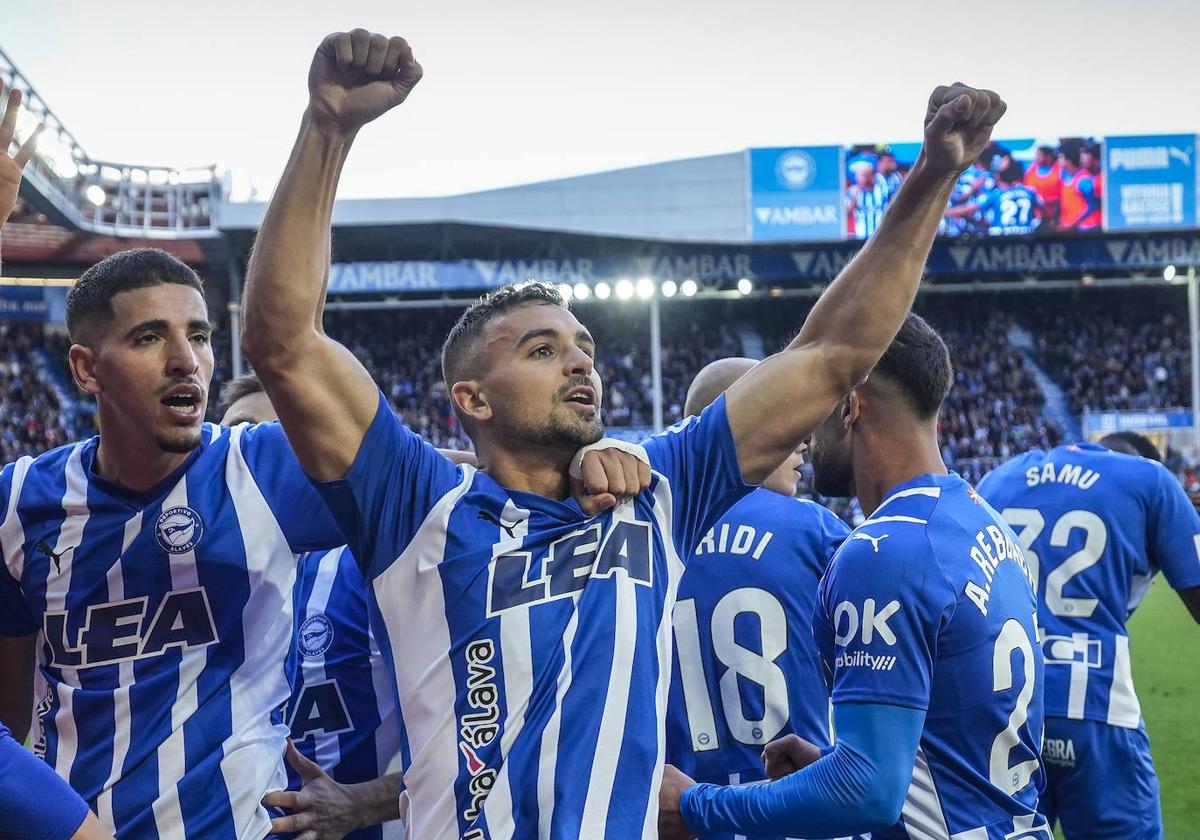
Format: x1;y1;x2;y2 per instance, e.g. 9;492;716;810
68;343;102;396
451;380;492;423
842;391;861;429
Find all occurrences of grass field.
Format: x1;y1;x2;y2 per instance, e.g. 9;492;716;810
1128;578;1200;837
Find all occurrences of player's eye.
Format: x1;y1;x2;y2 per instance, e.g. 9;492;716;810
530;345;554;359
191;333;210;345
135;333;160;345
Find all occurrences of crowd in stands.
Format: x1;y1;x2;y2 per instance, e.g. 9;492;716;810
2;284;1192;522
0;324;91;465
1026;287;1190;415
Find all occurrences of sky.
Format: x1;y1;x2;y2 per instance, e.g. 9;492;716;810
3;0;1199;201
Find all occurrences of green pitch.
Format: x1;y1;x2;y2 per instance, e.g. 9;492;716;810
1129;578;1200;837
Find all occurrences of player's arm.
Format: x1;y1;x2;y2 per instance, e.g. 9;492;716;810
1146;464;1200;625
0;633;36;742
660;702;924;838
0;724;114;840
241;30;423;481
264;742;404;838
724;84;1006;483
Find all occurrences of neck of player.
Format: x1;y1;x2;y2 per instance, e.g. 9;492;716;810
478;440;574;501
94;424;195;494
854;419;947;517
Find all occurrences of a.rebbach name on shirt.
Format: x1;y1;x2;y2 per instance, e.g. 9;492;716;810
316;391;751;840
0;422;342;839
814;473;1050;840
978;443;1200;726
286;546;405;840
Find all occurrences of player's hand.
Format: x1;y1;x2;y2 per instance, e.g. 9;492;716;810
920;83;1006;176
307;29;423;136
657;764;699;840
762;733;822;780
570;446;652;515
263;741;361;840
0;83;45;228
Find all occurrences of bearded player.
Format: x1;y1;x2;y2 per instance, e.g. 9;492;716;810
241;27;1006;840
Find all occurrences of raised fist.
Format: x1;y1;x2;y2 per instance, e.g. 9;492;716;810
921;83;1007;175
0;83;44;227
307;30;423;135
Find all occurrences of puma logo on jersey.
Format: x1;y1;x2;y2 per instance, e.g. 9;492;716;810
37;542;64;573
851;532;889;552
478;510;524;540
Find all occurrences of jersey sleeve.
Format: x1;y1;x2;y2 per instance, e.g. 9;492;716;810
814;528;957;710
315;392;464;580
804;503;851;574
1146;462;1200;589
640;393;753;558
0;468;36;637
0;724;89;840
237;422;346;554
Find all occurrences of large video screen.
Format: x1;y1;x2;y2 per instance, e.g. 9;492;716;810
843;137;1103;240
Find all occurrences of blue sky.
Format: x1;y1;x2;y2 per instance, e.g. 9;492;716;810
4;0;1197;199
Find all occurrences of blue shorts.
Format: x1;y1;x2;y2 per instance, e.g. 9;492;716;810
1039;717;1162;840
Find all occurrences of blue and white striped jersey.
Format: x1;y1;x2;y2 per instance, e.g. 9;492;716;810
814;473;1050;840
978;444;1200;728
286;546;405;840
0;422;343;839
316;391;751;840
667;489;850;840
666;490;847;784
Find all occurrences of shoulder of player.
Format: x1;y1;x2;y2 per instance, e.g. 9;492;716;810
3;439;89;504
836;512;933;568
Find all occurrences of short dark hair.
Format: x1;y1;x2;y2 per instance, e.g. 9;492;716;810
67;248;206;342
441;282;567;388
1100;431;1162;462
999;161;1025;184
1037;145;1056;156
221;373;264;414
1062;146;1082;167
871;312;952;420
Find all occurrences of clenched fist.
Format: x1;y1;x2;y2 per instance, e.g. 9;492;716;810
921;83;1007;176
307;29;423;135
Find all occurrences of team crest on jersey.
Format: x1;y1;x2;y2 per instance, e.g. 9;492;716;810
156;506;204;554
298;614;335;657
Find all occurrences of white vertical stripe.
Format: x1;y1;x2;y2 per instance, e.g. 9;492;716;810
1066;632;1090;720
534;606;580;839
369;617;407;840
372;468;475;840
151;472;206;838
482;504;533;840
1106;634;1141;728
94;511;143;832
900;747;951;840
46;444;90;781
299;547;347;772
1127;571;1155;613
0;455;33;580
579;501;641;836
216;424;303;840
642;480;685;840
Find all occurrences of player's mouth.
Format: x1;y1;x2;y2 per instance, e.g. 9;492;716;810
160;385;204;422
562;386;597;412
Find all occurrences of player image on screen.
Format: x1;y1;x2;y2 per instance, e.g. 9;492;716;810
1024;145;1062;228
977;432;1200;839
218;376;407;840
949;162;1043;235
660;314;1050;840
664;358;851;840
240;29;1004;840
1058;144;1102;232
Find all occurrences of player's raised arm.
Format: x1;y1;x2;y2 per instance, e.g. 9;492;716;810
725;84;1005;483
241;30;422;480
